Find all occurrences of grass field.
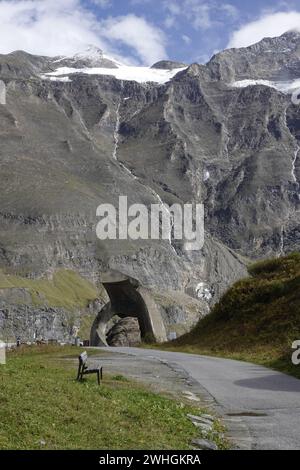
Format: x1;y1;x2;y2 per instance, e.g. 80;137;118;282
152;253;300;380
0;345;225;450
0;269;104;310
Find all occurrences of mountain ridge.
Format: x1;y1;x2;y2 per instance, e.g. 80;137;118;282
0;31;299;344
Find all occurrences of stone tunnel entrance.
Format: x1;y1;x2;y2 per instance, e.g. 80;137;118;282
90;277;167;347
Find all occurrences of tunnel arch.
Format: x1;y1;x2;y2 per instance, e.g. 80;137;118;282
90;275;167;346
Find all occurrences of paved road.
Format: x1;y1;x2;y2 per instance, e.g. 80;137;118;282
101;347;300;450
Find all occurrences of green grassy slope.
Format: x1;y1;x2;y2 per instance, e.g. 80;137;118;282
0;346;226;450
160;253;300;378
0;269;106;342
0;269;101;310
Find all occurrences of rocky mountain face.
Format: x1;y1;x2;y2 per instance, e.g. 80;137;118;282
151;60;187;70
0;31;299;344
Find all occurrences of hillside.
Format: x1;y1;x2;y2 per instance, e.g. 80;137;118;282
161;253;300;378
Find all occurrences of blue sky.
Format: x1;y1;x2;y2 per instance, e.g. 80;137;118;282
0;0;300;65
85;0;300;63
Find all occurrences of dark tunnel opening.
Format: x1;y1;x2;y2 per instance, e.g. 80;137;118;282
90;280;156;346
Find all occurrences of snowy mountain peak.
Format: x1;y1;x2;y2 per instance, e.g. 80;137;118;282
51;45;119;69
73;45;104;63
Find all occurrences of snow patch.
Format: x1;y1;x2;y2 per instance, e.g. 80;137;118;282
0;80;6;105
278;226;285;258
196;282;212;301
113;102;121;161
292;146;300;184
43;64;187;84
231;79;300;94
264;48;292;53
203;170;210;181
41;75;72;83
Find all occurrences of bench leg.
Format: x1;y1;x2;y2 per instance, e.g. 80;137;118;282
97;370;100;386
100;367;103;380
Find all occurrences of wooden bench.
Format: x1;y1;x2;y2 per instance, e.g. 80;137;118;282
77;351;103;385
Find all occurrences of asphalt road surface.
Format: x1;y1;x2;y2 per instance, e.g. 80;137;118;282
100;347;300;450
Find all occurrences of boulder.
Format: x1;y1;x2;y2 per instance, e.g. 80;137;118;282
106;317;141;347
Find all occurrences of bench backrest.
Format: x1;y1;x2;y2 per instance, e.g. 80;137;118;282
79;351;88;365
77;351;88;379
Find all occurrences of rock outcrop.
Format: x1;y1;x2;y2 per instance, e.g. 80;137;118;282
151;60;187;70
107;317;141;347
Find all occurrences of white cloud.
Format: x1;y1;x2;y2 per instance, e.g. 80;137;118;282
90;0;112;7
228;11;300;49
0;0;106;56
164;15;176;28
165;1;181;16
182;34;191;45
129;0;153;4
163;0;239;31
0;0;167;65
191;3;212;30
163;0;211;30
100;14;168;65
221;3;238;20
